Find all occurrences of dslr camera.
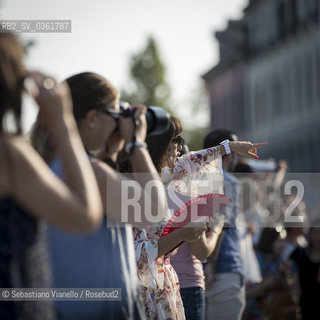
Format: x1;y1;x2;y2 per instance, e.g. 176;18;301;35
105;102;170;136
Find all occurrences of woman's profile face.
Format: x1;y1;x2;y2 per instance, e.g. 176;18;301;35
94;96;120;150
166;137;182;168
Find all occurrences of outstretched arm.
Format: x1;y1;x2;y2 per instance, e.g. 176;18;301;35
171;140;267;180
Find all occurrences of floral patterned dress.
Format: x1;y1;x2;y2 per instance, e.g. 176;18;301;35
133;147;223;320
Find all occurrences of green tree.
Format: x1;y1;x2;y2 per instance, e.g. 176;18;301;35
121;36;172;112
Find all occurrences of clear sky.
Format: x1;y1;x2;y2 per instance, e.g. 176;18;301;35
1;0;247;132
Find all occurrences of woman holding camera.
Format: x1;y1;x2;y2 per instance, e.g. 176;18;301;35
31;72;167;319
0;33;103;319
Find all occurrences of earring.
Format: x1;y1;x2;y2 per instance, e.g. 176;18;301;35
90;122;95;128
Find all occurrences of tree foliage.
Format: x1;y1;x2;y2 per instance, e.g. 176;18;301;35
121;36;172;112
121;35;211;152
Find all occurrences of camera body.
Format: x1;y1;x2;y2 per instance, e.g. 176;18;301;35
118;103;169;136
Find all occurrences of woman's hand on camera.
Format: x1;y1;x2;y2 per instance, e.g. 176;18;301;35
229;141;268;159
118;105;147;144
26;71;73;131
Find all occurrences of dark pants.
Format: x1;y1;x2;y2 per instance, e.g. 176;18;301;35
180;287;205;320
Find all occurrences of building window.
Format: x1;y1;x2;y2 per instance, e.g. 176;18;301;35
315;0;320;23
278;0;286;39
308;0;319;24
312;132;320;171
255;84;267;126
317;44;320;105
272;75;282;118
296;0;308;26
287;0;298;32
305;53;314;110
287;58;296;117
294;56;303;112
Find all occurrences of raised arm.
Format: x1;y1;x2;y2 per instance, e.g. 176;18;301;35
7;73;103;232
92;106;167;226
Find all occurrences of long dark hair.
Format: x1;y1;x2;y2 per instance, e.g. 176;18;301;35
0;32;26;135
119;116;183;174
146;116;182;172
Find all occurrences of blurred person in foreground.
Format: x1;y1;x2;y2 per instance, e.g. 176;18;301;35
31;72;167;320
0;33;103;319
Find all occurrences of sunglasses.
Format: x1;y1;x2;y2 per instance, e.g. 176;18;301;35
172;135;183;145
102;108;123;134
103;108;122;121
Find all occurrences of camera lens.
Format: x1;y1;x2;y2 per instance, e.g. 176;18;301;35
120;102;169;136
146;106;169;135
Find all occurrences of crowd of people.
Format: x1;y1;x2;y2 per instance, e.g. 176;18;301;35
0;32;319;320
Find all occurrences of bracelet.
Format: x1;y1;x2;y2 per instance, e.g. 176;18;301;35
220;139;231;155
124;141;147;154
